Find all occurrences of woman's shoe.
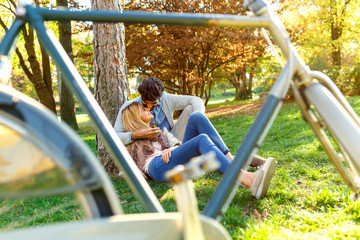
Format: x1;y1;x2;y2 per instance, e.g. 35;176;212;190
250;157;276;199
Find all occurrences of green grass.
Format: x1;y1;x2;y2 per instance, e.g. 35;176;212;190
207;87;236;103
206;88;262;108
2;96;360;239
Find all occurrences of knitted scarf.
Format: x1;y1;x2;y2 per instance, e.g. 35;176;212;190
126;132;169;179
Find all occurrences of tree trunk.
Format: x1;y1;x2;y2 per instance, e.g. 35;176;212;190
40;46;52;94
57;0;79;130
233;81;241;100
232;67;253;101
329;0;351;80
330;22;342;68
204;78;212;106
91;0;128;175
23;26;57;114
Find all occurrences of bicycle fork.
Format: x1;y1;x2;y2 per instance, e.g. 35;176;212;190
165;152;222;240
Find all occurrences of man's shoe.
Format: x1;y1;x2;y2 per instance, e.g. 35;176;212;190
250;157;276;199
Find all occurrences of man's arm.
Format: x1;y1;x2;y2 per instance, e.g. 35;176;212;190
114;114;161;145
163;127;181;147
164;93;205;113
131;128;162;140
114;98;161;145
114;98;138;145
114;107;133;145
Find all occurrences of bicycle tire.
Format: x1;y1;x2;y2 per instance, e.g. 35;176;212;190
0;86;122;220
304;83;360;182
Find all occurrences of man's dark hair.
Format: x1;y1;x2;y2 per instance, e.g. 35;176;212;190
138;77;165;101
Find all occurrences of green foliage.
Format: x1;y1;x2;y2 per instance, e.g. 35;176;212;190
0;0;94;104
279;0;360;86
10;74;39;99
337;58;360;95
73;32;94;94
253;52;281;92
252;86;263;94
251;1;360;96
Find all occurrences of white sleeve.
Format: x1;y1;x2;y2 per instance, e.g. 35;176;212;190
162;128;181;147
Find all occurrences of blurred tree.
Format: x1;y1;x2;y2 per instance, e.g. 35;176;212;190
253;51;281;95
329;0;351;72
221;35;265;100
91;0;128;175
57;0;79;130
280;0;360;92
0;0;57;113
125;0;266;104
73;33;94;93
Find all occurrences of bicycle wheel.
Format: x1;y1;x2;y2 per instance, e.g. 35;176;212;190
304;83;360;190
0;85;122;227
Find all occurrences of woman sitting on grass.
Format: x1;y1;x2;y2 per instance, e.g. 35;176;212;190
122;102;275;199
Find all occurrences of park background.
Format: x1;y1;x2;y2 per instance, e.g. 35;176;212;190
1;0;360;239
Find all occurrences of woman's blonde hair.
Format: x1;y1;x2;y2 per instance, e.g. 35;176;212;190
122;102;150;132
122;102;156;161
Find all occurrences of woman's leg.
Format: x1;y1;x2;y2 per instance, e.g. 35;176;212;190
148;133;276;199
183;112;268;167
171;105;193;141
148;134;232;182
182;112;230;155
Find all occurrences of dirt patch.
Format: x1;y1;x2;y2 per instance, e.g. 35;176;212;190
205;101;265;118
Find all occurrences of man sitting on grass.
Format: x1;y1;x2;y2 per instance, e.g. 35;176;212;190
114;76;276;198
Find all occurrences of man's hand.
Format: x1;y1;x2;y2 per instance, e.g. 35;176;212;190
161;148;172;163
131;128;161;140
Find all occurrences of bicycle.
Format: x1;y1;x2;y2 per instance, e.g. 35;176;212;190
0;0;359;239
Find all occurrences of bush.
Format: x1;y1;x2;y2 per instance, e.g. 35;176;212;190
337;64;360;95
253;86;265;94
222;91;235;96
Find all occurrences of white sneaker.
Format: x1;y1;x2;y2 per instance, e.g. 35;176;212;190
250;157;276;199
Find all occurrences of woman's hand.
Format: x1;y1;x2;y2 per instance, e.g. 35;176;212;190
161;148;172;163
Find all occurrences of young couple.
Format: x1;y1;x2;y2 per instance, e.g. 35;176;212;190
114;77;276;199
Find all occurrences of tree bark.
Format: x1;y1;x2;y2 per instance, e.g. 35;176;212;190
330;22;342;68
230;64;255;101
40;46;52;94
91;0;128;175
57;0;79;130
329;0;351;79
23;26;57;113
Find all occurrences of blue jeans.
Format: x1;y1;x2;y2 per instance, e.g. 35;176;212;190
148;112;231;182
